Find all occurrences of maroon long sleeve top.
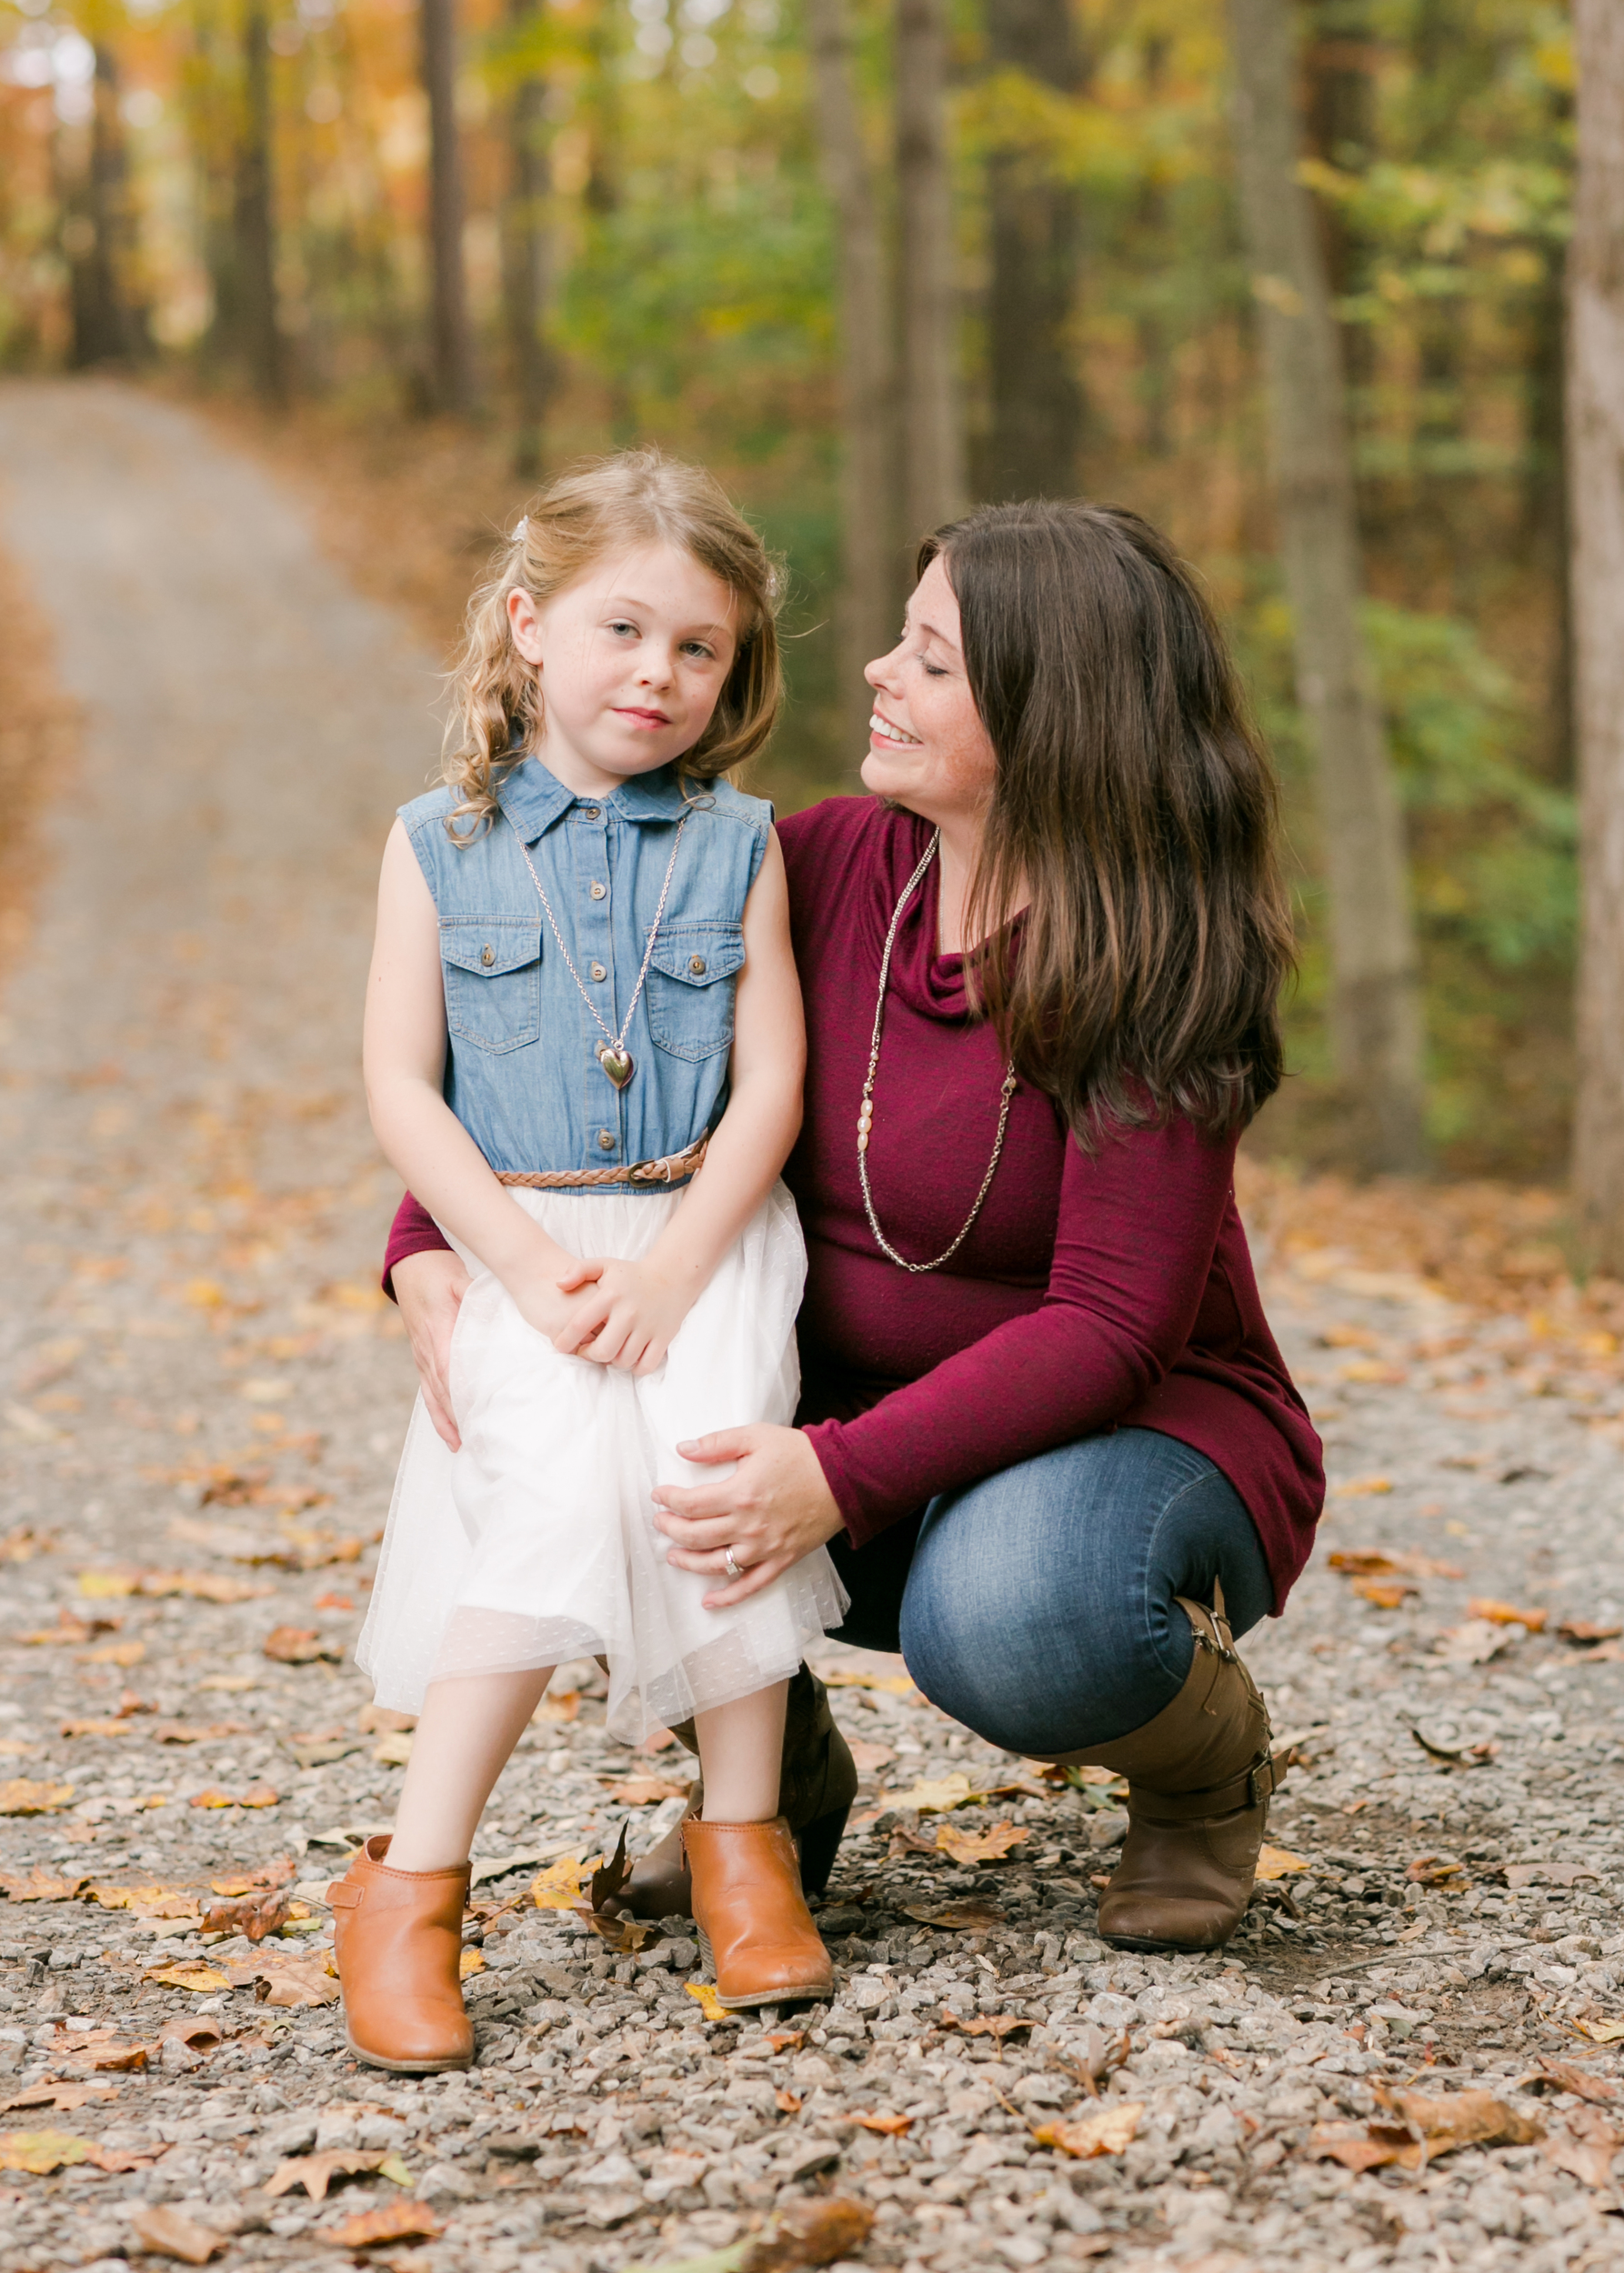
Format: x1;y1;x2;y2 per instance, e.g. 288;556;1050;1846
385;796;1324;1612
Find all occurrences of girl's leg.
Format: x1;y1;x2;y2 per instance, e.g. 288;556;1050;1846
684;1678;831;2008
386;1665;556;1872
691;1680;787;1823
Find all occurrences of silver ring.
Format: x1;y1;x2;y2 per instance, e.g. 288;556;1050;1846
723;1547;744;1580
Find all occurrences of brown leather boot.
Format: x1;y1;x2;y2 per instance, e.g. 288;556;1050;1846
1087;1592;1281;1953
327;1834;473;2073
617;1666;857;1919
682;1816;834;2008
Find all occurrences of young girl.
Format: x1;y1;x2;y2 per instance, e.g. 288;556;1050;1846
337;450;848;2073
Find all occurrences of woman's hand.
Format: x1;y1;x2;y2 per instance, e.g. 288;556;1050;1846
653;1426;845;1607
392;1248;472;1451
553;1257;693;1375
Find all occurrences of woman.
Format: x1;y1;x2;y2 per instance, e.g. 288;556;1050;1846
384;499;1323;1953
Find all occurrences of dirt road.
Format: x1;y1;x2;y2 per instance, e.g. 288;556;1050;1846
4;379;1624;2273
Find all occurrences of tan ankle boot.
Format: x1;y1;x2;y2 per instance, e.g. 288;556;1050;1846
618;1667;857;1919
682;1816;834;2008
327;1835;473;2072
1088;1591;1281;1953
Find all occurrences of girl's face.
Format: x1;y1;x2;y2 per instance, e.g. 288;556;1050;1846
508;542;740;796
861;553;998;831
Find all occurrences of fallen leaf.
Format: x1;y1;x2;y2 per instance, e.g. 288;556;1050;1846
937;2006;1033;2044
775;2088;801;2113
78;1640;145;1667
0;2128;101;2174
816;1667;916;1694
0;1780;75;1816
687;1978;730;2022
1352;1581;1416;1609
356;1703;416;1736
598;1774;689;1806
846;1739;894;1774
199;1889;291;1940
0;2081;120;2114
1505;1862;1599;1889
143;1963;230;1993
313;1592;353;1611
0;1869;91;1900
371;1731;414;1767
1412;1726;1499;1767
189;1785;280;1810
195;1674;258;1693
1329;1476;1394;1498
851;2110;912;2136
934;1820;1029;1866
1307;2088;1544;2172
746;2195;876;2271
888;1772;983;1814
325;2198;443;2248
458;1946;485;1978
208;1858;295;1896
1032;2102;1143;2158
1544;2107;1622;2189
156;2018;225;2057
765;2031;805;2052
577;1908;652;1952
230;1955;341;2008
901;1899;1005;1931
262;1625;341;1664
1328;1549;1464;1578
1255;1845;1312;1881
1573;2018;1624;2046
590;1821;633;1913
127;2204;225;2263
78;1567;272;1605
147;1721;252;1745
1433;1620;1512;1665
266;2148;398;2201
89;1887;198;1918
59;1717;135;1738
1559;1618;1624;1646
531;1689;580;1724
59;2036;149;2074
1406;1851;1469;1886
531;1851;597;1911
1468;1597;1549;1631
1527;2059;1620;2104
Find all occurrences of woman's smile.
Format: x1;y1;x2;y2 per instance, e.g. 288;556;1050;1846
868;708;920;747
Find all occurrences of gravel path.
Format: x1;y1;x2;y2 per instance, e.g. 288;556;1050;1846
4;378;1624;2273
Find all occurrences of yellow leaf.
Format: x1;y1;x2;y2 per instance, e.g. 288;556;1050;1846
458;1947;485;1978
0;1779;75;1816
143;1963;230;1993
0;2128;94;2174
1468;1597;1549;1631
818;1668;916;1694
77;1568;139;1598
1329;1476;1394;1499
1575;2018;1624;2045
377;2152;413;2188
182;1279;228;1309
687;1978;729;2022
1033;2103;1144;2158
530;1852;597;1910
371;1732;414;1767
935;1820;1030;1866
890;1772;982;1814
1255;1845;1311;1881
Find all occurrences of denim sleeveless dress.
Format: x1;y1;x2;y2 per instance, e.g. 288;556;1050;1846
356;760;847;1739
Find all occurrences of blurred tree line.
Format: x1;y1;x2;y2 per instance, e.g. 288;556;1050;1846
0;0;1596;1190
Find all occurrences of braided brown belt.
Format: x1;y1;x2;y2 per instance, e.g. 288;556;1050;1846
494;1136;708;1191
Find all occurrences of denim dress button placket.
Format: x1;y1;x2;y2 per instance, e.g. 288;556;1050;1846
576;799;618;1162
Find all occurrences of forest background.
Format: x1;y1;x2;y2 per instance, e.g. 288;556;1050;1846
0;0;1586;1186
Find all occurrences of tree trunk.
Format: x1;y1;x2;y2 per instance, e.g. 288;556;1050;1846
236;0;284;405
502;0;552;477
895;0;965;545
983;0;1085;500
422;0;476;415
1569;0;1624;1267
1228;0;1425;1174
66;45;135;367
807;0;897;761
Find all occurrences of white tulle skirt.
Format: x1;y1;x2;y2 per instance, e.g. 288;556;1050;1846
356;1181;848;1742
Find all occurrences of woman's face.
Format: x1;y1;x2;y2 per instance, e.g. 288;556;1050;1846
861;554;997;829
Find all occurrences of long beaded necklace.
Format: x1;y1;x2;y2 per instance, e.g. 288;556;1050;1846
858;829;1018;1274
506;809;688;1090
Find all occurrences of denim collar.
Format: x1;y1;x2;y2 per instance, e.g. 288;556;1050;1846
496;757;689;844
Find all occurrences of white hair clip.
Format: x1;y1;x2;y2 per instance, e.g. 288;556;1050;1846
512;516;529;543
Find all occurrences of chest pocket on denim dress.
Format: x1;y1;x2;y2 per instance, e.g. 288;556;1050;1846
646;924;745;1061
441;920;543;1053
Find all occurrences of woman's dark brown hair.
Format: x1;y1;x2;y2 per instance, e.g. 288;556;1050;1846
919;498;1293;1144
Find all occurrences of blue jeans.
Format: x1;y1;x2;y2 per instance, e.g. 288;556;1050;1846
825;1427;1272;1756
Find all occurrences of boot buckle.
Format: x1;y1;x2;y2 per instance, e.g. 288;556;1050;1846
1247;1754;1277;1808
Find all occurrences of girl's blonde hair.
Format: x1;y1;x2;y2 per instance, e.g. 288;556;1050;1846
442;446;785;835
